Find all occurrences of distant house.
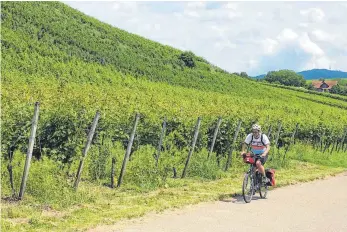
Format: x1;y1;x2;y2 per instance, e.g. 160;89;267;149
311;80;338;92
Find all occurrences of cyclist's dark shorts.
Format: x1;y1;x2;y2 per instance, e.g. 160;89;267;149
255;155;268;165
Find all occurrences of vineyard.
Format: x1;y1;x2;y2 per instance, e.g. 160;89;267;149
1;2;347;231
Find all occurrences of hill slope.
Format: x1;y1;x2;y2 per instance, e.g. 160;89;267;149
2;1;347;162
1;1;244;95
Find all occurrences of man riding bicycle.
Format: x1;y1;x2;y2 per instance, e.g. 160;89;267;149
240;124;271;184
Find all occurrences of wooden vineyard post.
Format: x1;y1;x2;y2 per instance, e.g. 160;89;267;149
74;111;100;190
225;120;242;171
110;158;116;188
320;130;326;152
117;113;140;187
338;128;347;152
208;117;222;159
19;102;40;200
181;117;201;179
273;121;282;160
156;117;167;167
282;123;299;164
267;125;273;141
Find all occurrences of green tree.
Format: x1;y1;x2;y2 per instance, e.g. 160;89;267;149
330;84;347;96
306;83;315;90
264;70;306;87
330;85;342;94
240;72;248;78
179;51;196;68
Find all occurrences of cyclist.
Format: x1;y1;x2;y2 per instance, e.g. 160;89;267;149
241;124;271;184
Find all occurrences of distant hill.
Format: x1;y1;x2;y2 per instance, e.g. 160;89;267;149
254;69;347;80
254;74;266;79
298;69;347;80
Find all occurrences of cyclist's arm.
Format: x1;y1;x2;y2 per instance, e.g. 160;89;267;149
262;144;270;156
241;142;248;155
241;134;252;155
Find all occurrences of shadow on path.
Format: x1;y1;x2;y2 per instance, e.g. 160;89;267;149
218;193;264;204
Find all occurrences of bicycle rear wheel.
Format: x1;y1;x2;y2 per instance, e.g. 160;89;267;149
242;173;254;203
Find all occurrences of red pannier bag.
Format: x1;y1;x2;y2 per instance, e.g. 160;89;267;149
265;168;276;186
242;153;255;164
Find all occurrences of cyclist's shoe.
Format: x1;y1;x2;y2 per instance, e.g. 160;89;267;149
262;176;269;184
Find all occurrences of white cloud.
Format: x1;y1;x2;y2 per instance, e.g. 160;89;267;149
121;2;138;10
316;56;331;67
263;38;279;55
186;2;206;9
143;24;152;31
298;22;309;28
64;1;347;75
109;2;139;15
210;25;229;37
183;2;206;18
223;2;238;10
184;11;200;18
221;2;242;19
214;40;237;50
332;55;347;70
277;28;298;42
248;59;259;69
228;11;242;19
300;8;325;23
173;12;183;19
154;24;161;30
311;29;335;42
303;56;331;70
299;33;325;56
112;3;119;10
127;17;139;24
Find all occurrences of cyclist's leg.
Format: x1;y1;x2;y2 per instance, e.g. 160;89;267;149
256;159;265;176
252;159;258;172
255;156;267;181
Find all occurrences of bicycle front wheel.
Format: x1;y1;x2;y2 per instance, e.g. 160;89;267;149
242;173;254;203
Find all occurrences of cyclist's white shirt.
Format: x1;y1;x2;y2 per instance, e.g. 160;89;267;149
244;133;270;155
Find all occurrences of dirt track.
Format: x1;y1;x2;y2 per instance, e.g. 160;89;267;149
90;173;347;232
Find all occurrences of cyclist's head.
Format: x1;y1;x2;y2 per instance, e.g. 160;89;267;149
251;124;261;134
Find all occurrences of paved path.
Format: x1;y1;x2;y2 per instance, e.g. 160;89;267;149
90;173;347;232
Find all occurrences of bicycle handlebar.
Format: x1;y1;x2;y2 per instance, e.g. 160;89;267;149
242;152;262;158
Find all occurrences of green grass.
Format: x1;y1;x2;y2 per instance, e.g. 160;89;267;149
2;149;346;232
286;143;347;168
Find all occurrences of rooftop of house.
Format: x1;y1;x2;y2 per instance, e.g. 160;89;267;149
311;80;338;89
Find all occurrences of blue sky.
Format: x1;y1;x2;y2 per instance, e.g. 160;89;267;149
64;1;347;76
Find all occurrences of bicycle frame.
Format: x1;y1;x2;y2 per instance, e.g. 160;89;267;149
246;161;261;189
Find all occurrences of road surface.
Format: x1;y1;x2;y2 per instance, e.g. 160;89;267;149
90;173;347;232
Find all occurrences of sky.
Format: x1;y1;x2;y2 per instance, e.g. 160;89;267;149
64;1;347;76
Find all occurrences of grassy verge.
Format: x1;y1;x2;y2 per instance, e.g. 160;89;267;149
1;158;345;232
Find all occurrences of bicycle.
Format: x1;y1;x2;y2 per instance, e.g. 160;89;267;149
241;152;269;203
